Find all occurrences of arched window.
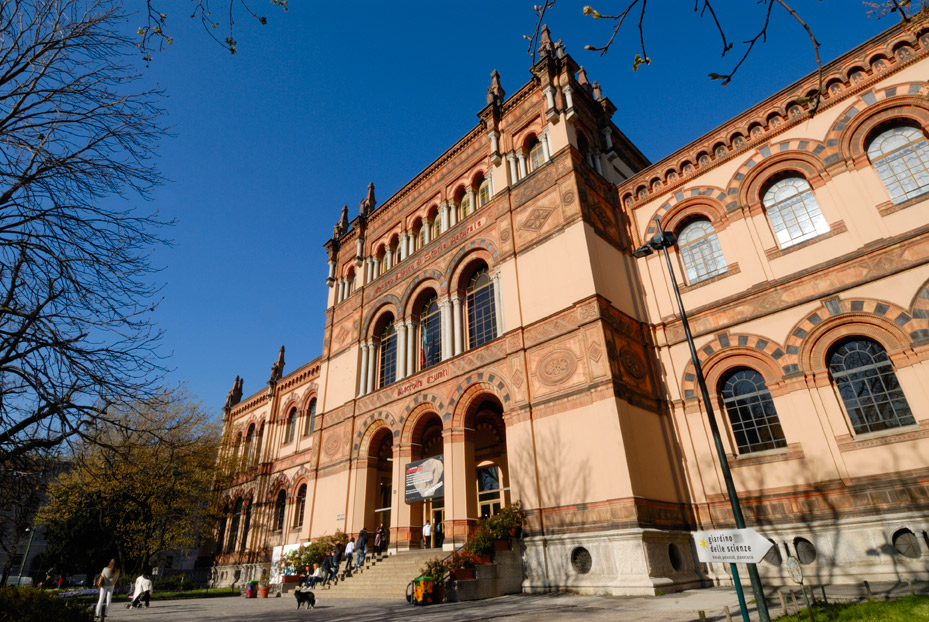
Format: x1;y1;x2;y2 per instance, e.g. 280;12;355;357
239;501;251;553
284;408;297;444
762;177;829;248
720;368;788;454
867;126;929;203
303;398;317;436
678;219;727;283
417;223;426;248
419;294;442;370
430;215;442;239
459;194;472;220
294;484;307;528
215;504;228;555
254;423;264;465
273;490;286;531
226;497;243;553
528;138;545;171
467;267;498;349
377;247;387;275
378;319;398;388
828;337;915;434
479;180;491;206
231;433;242;467
244;424;254;467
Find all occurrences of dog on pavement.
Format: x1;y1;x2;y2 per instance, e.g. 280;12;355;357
294;588;316;609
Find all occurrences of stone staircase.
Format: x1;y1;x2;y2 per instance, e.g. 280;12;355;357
319;549;445;600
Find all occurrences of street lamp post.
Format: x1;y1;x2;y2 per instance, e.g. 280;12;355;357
16;527;36;587
633;216;771;622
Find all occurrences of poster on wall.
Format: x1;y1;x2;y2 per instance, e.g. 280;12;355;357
270;543;303;584
404;455;444;503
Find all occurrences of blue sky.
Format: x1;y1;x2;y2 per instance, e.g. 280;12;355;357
138;1;891;413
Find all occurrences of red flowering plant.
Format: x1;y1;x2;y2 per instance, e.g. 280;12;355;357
444;550;484;571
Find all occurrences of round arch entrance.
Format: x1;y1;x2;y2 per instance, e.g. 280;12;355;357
359;427;393;534
465;396;509;519
409;412;444;548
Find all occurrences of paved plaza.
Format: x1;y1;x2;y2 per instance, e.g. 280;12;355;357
100;589;757;622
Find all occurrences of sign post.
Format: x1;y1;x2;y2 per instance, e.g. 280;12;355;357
786;556;815;622
693;528;774;622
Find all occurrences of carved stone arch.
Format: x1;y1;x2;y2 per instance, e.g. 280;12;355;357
448;376;512;429
268;473;291;499
398;273;443;317
300;383;319;411
907;277;929;343
469;167;489;189
278;396;300;424
513;122;544;154
784;300;915;375
399;398;446;445
829;89;929;168
291;469;311;494
734;146;830;213
641;186;728;241
445;242;498;294
679;332;787;401
361;296;401;338
354;417;394;459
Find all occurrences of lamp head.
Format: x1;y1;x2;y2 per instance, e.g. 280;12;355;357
631;244;653;258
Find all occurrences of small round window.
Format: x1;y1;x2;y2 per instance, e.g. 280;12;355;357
892;529;921;559
762;540;782;566
795;537;817;565
571;547;592;574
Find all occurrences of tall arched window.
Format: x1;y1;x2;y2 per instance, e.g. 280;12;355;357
417;223;426;248
459;194;472;220
284;408;297;444
304;398;317;436
430;215;442;239
479;180;491;206
419;294;442;370
467;267;498;349
828;337;915;434
273;490;286;531
378;319;398;388
231;433;242;468
215;504;228;555
528;138;545;171
239;501;251;553
720;368;788;454
294;484;307;528
867;126;929;203
678;219;727;283
244;424;254;467
254;423;264;465
226;497;243;553
762;177;829;248
377;248;387;276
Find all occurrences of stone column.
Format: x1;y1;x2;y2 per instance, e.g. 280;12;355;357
563;83;575;115
439;298;452;361
440;203;449;233
593;152;603;175
451;295;463;356
405;319;416;375
488;129;500;154
541;129;552;162
366;338;378;394
424;221;432;245
373;256;381;278
601;127;614;151
357;341;369;397
466;188;475;216
507;152;518;184
355;237;364;261
543;85;556;111
396;322;407;380
407;233;415;257
488;168;495;197
492;270;504;333
516;151;527;179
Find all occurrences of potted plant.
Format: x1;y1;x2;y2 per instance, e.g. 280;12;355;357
444;550;482;580
488;502;526;544
463;523;493;563
419;557;448;602
257;566;271;598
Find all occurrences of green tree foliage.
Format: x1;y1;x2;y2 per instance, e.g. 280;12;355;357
0;586;93;622
37;388;220;576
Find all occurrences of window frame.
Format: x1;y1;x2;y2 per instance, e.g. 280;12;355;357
719;367;788;455
867;125;929;204
677;219;727;284
466;267;498;350
762;176;830;248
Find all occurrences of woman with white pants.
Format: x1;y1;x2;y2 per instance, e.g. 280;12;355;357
94;559;120;621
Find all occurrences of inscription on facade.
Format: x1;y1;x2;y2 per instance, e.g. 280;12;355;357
396;367;449;397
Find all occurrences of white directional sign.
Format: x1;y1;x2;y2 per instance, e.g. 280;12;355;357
693;528;773;564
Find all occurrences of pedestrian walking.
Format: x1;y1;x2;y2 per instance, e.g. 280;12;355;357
94;559;120;621
353;528;368;571
374;524;385;556
343;537;355;575
422;520;432;549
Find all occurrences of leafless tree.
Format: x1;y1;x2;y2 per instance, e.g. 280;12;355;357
0;0;170;464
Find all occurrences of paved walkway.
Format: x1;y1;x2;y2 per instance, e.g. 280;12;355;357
100;589;759;622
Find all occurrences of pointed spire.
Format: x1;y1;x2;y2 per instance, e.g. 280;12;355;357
593;80;603;101
577;66;591;92
487;69;505;107
340;205;349;230
555;39;566;58
225;375;243;409
537;24;554;59
366;182;376;211
270;345;285;383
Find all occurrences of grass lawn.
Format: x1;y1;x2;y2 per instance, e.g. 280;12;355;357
774;594;929;621
68;588;239;604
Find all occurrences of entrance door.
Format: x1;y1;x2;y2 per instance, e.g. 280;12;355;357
374;477;391;530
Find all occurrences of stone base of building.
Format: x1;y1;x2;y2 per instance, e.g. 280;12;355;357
209;562;265;589
521;528;706;596
703;512;929;587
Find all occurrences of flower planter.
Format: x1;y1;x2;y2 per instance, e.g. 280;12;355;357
493;539;511;551
450;567;474;581
257;585;270;598
475;554;492;565
433;585;445;603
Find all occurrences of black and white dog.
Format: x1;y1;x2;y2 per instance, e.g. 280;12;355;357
294;588;316;609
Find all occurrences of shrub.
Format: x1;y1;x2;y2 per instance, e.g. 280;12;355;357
444;550;484;571
462;522;493;556
418;557;448;587
0;586;93;622
486;501;526;540
153;573;195;592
